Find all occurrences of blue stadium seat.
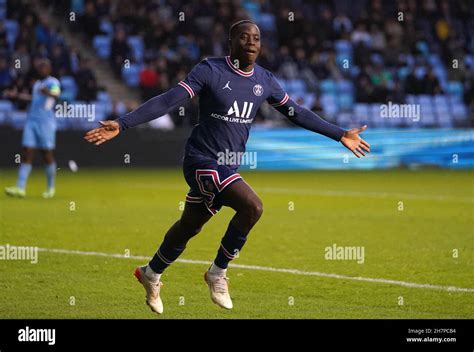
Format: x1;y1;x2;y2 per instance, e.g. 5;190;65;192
121;64;142;87
397;67;410;80
321;93;338;116
350;65;360;78
421;104;433;115
370;104;385;128
434;94;448;106
93;35;112;59
303;93;315;108
92;101;111;117
353;104;371;126
320;79;336;94
418;95;432;106
336;80;353;93
447;81;463;98
464;54;474;70
100;19;114;36
336;112;353;127
0;99;14;112
354;103;369;117
338;93;353;110
437;113;454;128
288;79;306;95
405;95;417;104
428;54;442;67
5;20;18;49
127;36;144;63
414;66;426;79
258;13;276;32
60;76;78;101
451;103;468;119
420;112;436;127
97;91;111;103
242;1;260;19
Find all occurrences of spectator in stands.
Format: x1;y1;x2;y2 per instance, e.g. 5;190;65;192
404;68;421;95
0;57;15;90
420;67;443;95
75;58;98;102
80;1;101;39
110;27;131;77
50;44;71;77
139;60;159;101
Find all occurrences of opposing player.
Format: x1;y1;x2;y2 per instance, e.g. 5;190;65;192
84;20;370;313
5;59;60;199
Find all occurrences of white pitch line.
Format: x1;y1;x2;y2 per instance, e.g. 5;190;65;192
37;247;474;293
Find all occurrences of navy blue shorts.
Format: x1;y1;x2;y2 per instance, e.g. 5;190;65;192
183;157;242;215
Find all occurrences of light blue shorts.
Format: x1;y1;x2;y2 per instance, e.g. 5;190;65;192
22;120;56;150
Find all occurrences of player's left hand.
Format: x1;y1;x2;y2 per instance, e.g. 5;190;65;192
340;125;371;158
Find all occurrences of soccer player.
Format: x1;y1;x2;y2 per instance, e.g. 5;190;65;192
84;20;370;313
5;59;61;199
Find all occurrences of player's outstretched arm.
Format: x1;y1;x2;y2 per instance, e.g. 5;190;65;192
115;86;190;130
274;99;370;157
84;85;190;146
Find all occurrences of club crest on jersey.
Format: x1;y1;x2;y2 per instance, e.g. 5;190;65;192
253;84;263;96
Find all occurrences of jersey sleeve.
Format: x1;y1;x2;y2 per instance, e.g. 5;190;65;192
178;59;212;98
266;73;289;107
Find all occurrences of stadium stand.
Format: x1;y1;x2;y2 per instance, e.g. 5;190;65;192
0;0;473;130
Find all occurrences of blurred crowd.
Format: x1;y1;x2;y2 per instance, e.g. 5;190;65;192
1;0;473;127
0;0;100;109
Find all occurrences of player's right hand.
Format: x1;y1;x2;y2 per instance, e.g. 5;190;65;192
84;120;120;146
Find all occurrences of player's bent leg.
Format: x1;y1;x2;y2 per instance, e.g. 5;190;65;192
41;149;56;198
220;180;263;233
148;201;213;274
5;147;34;198
204;180;264;310
134;202;212;314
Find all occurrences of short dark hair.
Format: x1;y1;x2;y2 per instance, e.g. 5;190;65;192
229;20;257;40
37;58;51;68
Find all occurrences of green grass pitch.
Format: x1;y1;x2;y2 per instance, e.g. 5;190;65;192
0;168;473;319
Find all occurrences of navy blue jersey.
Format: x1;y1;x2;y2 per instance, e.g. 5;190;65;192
179;56;288;161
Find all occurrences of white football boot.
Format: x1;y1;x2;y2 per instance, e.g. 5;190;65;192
134;266;163;314
204;271;233;309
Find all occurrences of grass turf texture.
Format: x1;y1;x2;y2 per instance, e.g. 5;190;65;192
0;168;472;319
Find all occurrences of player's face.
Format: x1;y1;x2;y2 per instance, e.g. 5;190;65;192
232;23;261;65
38;63;51;78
